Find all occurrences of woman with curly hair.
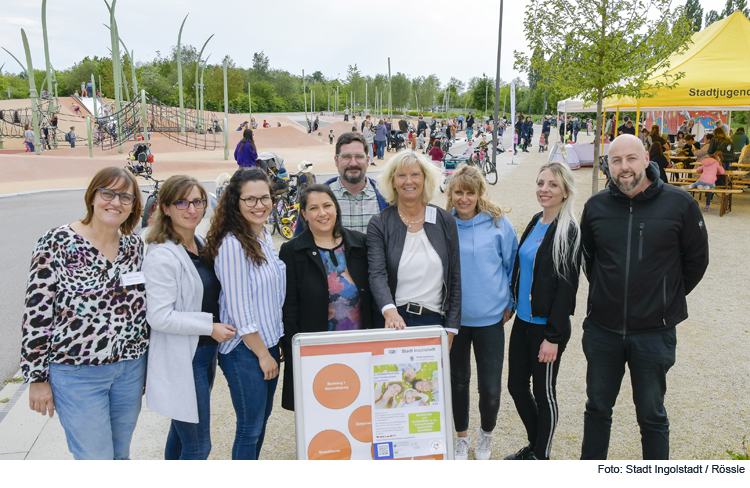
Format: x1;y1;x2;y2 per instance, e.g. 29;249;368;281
203;167;286;460
446;165;518;460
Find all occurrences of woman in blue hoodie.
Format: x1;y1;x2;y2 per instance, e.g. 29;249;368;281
234;129;259;168
446;165;518;460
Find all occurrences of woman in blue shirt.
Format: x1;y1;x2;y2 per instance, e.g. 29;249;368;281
234;129;259;168
505;161;581;460
446;165;518;461
204;168;286;460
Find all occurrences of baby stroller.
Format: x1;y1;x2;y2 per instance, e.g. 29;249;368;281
428;130;447;151
387;130;406;152
439;155;468;193
257;152;289;193
126;142;153;176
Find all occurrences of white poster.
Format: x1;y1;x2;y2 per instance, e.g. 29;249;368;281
370;344;446;460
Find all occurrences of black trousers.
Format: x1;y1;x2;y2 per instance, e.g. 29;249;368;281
449;320;505;433
507;316;569;460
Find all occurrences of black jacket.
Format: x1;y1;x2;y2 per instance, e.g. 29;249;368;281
580;162;709;336
511;212;582;345
278;228;375;410
367;205;462;330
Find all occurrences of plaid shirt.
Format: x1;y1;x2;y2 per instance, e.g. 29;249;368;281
329;178;381;234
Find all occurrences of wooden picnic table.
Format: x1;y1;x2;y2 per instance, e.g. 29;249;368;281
667;169;748;217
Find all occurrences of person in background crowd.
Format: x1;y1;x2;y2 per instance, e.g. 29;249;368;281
447;165;518;461
204;168;286;460
731;127;749;155
143;175;236;460
649;141;671;184
22;167;147;459
234;129;259;169
505;161;581;461
374;119;388;160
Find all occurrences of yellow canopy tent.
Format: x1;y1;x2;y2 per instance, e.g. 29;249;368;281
604;11;750;111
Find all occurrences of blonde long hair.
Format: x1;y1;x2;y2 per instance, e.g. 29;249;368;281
537;162;580;280
446;165;509;226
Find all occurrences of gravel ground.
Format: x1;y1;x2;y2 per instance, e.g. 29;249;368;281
207;132;750;460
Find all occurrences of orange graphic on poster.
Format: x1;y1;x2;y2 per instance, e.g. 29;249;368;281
313;363;360;409
308;430;352;460
348;406;373;443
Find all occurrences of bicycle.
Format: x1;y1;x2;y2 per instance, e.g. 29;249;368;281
139;174;163;228
265;164;311;238
471;142;498;185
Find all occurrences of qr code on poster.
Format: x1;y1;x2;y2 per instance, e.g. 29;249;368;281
378;444;391;457
374;442;394;460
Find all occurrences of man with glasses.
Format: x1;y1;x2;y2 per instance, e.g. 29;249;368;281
294;132;387;236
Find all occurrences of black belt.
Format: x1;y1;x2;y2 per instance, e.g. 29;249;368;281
398;303;442;316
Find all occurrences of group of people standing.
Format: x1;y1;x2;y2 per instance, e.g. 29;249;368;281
21;131;709;461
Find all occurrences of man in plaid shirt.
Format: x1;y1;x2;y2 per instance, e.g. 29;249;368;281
294;132;388;236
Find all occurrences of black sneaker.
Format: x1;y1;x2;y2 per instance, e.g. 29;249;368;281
504;444;534;460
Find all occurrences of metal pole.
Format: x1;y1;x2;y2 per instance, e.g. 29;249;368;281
365;82;368;113
223;58;229;123
485;77;488;119
141;89;148;143
177;14;188;136
336;86;338;117
388;57;392;123
200;58;207;130
195;35;214;112
248;82;252;122
91;74;98;117
41;0;53;95
99;75;102;97
328;90;330;114
303;70;308;132
223;117;229;160
416;90;419;115
86;115;93;158
106;0;123;153
492;0;503;168
21;29;41;155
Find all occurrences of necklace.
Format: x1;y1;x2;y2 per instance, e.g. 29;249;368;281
398;211;424;229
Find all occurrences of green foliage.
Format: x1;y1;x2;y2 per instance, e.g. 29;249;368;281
0;398;9;404
373;365;398;373
515;0;694;193
726;436;749;460
2;377;22;385
705;0;750;28
685;0;704;31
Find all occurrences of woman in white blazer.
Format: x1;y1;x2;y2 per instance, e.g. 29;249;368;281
143;175;235;460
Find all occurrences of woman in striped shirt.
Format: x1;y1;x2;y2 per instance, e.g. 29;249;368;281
204;168;286;460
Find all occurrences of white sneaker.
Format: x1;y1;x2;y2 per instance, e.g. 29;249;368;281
475;427;493;460
454;435;470;460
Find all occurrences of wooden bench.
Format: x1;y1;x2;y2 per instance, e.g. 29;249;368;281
685;187;743;216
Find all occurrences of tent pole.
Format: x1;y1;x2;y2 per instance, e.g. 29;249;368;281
636;103;641;143
615;107;620;139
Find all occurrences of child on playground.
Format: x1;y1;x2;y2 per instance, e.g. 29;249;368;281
72;103;82;116
538;134;547;152
684;151;725;212
67;126;76;148
316;132;323;141
513;129;519;155
328;130;335;144
463;140;474;156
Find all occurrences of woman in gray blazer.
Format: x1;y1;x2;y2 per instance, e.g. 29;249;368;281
143;175;235;460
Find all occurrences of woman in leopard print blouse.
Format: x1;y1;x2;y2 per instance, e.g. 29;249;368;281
21;166;148;460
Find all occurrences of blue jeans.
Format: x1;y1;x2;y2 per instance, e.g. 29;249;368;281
49;354;146;460
376;140;386;159
165;344;218;460
396;305;444;327
450;320;505;433
581;323;676;460
27;141;35;152
219;343;280;460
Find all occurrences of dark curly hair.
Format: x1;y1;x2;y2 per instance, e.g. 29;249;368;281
204;167;271;266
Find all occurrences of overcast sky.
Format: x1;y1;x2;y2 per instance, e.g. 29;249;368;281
0;0;730;90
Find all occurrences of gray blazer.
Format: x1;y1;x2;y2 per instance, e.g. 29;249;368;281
143;238;214;424
366;204;462;330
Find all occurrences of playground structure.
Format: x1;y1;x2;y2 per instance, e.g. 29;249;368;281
1;0;228;156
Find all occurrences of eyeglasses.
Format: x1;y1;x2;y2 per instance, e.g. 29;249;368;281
239;195;272;207
338;153;367;163
172;199;206;210
97;188;135;205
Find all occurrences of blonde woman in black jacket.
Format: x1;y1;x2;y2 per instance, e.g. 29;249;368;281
505;161;582;460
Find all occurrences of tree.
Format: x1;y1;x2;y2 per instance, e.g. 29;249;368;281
390;72;411;111
252;51;270;78
515;0;693;194
705;0;749;28
685;0;703;31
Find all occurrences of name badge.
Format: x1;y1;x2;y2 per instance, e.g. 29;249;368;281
121;271;145;287
425;206;437;224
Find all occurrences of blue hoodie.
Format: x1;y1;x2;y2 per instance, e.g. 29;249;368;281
453;210;518;327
